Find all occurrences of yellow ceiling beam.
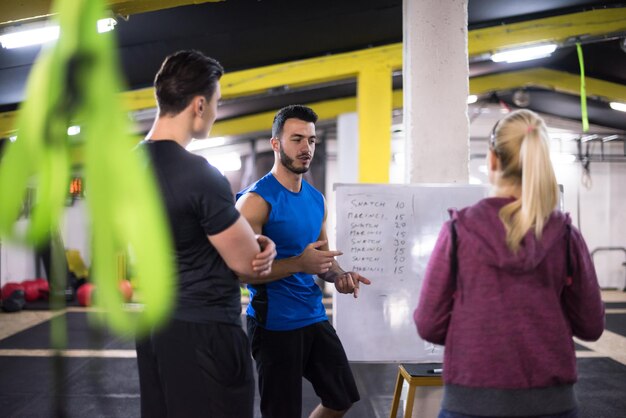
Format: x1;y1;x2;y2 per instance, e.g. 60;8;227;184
0;0;221;26
470;68;626;102
116;45;399;110
470;8;626;56
0;111;17;138
217;8;626;98
0;0;51;25
2;8;626;136
118;8;626;103
4;69;625;138
113;43;402;108
221;44;401;99
106;0;222;17
211;92;405;139
213;69;626;139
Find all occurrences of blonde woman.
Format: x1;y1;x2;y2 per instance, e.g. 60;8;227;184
414;109;605;418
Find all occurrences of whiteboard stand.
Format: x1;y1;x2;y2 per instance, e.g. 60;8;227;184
389;363;443;418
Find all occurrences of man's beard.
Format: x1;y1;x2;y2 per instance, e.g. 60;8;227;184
280;147;310;174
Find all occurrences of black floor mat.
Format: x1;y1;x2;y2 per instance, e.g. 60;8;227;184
22;298;81;311
1;357;625;417
605;314;626;338
2;312;626;417
0;312;134;350
576;357;626;418
0;356;139;418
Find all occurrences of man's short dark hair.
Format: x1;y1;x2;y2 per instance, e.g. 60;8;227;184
271;105;318;138
154;50;224;116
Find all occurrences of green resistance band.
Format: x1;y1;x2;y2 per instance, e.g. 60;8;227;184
0;0;175;338
576;43;589;133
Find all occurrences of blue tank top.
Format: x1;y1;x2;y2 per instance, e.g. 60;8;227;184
237;173;327;331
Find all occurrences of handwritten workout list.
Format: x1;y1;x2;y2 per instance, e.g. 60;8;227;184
334;184;488;362
346;194;412;277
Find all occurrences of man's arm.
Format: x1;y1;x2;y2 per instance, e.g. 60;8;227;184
316;199;372;298
208;216;276;282
236;192;342;284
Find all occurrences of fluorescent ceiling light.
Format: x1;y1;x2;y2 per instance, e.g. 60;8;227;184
491;44;557;63
467;95;478;104
609;102;626;112
187;137;226;151
0;26;59;49
0;18;116;49
97;18;117;33
67;125;81;136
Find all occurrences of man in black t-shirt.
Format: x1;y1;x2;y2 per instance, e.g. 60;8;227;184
135;50;277;418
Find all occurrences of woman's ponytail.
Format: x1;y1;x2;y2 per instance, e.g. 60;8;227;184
492;110;559;252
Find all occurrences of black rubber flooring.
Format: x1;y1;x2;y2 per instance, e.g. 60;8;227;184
1;311;626;417
0;356;139;418
605;314;626;337
0;312;133;350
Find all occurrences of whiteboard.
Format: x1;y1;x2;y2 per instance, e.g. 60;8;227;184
333;184;489;362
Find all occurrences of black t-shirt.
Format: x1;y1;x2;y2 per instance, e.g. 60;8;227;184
138;140;242;325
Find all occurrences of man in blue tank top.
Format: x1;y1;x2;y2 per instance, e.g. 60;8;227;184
237;105;371;418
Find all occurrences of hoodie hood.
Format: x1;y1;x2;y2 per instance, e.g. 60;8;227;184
452;197;571;273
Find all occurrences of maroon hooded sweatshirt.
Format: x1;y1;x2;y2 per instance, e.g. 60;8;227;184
414;197;605;416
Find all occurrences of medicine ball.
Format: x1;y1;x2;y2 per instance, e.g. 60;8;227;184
119;279;133;302
1;289;26;312
2;282;24;299
22;280;40;302
76;283;95;307
34;278;50;300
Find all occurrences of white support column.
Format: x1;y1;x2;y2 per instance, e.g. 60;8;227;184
403;0;470;183
337;112;359;183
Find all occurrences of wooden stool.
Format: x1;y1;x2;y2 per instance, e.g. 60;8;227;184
389;363;443;418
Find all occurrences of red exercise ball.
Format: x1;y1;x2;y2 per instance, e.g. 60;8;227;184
2;282;24;299
21;280;40;302
119;280;133;302
2;282;26;312
34;278;49;300
76;283;95;307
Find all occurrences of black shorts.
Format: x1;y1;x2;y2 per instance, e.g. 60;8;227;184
247;317;360;418
136;319;254;418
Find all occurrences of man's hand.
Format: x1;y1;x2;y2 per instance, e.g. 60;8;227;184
252;235;277;277
334;271;372;298
297;240;342;275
